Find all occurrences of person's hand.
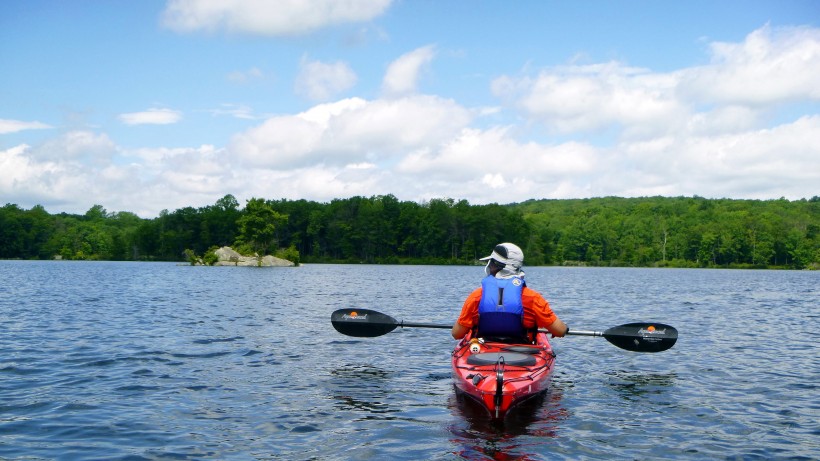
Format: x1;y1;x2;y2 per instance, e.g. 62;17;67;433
551;326;569;338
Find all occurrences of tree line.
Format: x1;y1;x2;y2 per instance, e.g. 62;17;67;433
1;194;818;269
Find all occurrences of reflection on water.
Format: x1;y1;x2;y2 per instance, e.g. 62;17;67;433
605;370;678;401
327;364;398;417
447;386;569;460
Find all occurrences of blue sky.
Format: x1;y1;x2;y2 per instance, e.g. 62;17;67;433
1;0;818;217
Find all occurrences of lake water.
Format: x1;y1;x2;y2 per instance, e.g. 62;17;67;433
0;261;817;460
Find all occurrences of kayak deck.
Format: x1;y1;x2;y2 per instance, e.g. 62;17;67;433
451;332;556;419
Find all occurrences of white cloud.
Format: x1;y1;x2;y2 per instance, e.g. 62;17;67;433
131;144;224;175
0;139;238;217
328;95;471;150
382;45;436;96
295;57;358;101
491;62;686;137
613;115;820;199
685;105;761;136
395;127;600;202
119;108;183;126
0;119;52;134
229;112;329;169
0;132;120;208
0;143;103;211
0;145;37;191
161;0;393;36
492;24;820;141
264;163;386;201
117;144;239;215
230;95;472;168
680;116;820;198
209;103;259;120
5;111;817;218
30;131;118;164
679;25;820;105
227;67;264;84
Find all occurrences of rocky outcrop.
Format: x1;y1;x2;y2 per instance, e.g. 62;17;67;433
212;246;295;267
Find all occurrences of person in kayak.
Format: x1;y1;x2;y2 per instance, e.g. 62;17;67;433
451;242;568;342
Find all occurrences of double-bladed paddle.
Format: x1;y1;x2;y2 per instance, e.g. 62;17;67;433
564;323;677;353
330;308;677;353
330;308;451;337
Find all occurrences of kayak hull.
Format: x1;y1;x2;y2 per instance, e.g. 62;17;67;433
451;332;556;419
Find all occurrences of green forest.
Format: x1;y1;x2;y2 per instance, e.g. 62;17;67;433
1;195;818;269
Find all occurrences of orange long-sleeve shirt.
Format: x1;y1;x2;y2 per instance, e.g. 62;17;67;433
455;285;558;331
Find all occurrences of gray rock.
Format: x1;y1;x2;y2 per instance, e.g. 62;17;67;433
212;246;294;267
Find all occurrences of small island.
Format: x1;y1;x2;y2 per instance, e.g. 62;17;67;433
183;197;299;267
186;246;296;267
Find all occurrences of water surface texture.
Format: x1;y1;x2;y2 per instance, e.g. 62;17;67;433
1;261;817;460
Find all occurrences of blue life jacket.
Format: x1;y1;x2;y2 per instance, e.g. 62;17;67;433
477;275;525;338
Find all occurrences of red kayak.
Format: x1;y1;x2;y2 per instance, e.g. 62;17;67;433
451;332;556;419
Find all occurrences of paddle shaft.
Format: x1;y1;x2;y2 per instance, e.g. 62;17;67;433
401;321;451;329
405;323;571;336
405;324;585;335
400;322;563;335
344;319;626;337
563;329;602;337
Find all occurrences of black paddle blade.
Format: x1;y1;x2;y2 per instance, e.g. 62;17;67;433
331;308;400;337
602;323;678;353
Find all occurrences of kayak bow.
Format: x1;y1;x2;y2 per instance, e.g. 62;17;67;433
451;332;556;419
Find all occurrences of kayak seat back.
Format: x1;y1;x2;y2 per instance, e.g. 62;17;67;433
477;312;525;339
466;352;537;367
479;335;532;344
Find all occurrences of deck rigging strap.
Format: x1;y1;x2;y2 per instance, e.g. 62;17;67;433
494;356;505;419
